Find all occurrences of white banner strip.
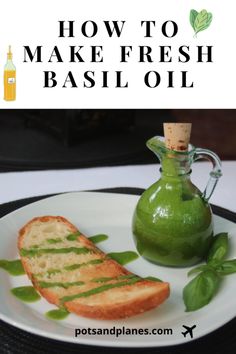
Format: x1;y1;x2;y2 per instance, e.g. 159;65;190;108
0;0;234;108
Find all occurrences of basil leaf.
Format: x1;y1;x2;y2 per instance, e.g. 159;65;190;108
215;260;236;275
207;233;228;265
188;264;210;276
183;270;220;312
190;9;198;31
194;10;213;35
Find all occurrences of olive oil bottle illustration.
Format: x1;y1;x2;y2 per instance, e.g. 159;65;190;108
4;46;16;101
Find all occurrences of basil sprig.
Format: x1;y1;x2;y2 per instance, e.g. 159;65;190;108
183;233;236;311
207;233;228;265
215;260;236;275
183;270;220;312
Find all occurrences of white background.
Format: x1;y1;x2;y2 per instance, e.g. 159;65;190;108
0;162;235;212
0;0;235;108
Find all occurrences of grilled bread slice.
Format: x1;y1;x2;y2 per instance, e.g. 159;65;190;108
18;216;170;319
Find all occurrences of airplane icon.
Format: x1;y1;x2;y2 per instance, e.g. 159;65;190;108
181;325;196;338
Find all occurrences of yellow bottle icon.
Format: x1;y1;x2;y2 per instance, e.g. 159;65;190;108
4;46;16;101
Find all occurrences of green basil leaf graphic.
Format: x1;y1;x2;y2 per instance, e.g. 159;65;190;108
190;9;198;30
207;233;228;266
183;270;220;312
199;12;213;33
215;260;236;275
194;10;213;35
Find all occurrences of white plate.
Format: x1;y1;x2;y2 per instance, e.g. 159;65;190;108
0;192;235;348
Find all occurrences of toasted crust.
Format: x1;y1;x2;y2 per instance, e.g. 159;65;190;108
18;216;77;249
18;216;170;319
66;281;169;319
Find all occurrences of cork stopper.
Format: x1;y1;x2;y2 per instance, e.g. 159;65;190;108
164;123;192;151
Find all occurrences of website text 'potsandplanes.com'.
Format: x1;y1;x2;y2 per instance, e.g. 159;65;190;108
74;326;173;338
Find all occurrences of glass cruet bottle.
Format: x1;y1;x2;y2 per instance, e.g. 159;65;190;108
132;136;222;267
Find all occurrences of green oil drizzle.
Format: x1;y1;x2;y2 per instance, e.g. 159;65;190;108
107;251;139;265
145;276;162;282
46;269;61;276
64;259;104;271
20;247;91;257
37;274;160;291
46;308;69;320
38;275;138;290
27;231;81;249
0;259;25;276
92;274;136;283
47;238;63;244
92;276;115;283
89;234;109;244
38;280;84;289
61;277;141;303
66;231;81;241
11;286;41;302
34;259;105;279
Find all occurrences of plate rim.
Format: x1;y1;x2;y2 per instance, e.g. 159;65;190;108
0;191;235;348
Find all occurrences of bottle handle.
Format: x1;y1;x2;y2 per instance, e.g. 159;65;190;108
193;148;222;201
